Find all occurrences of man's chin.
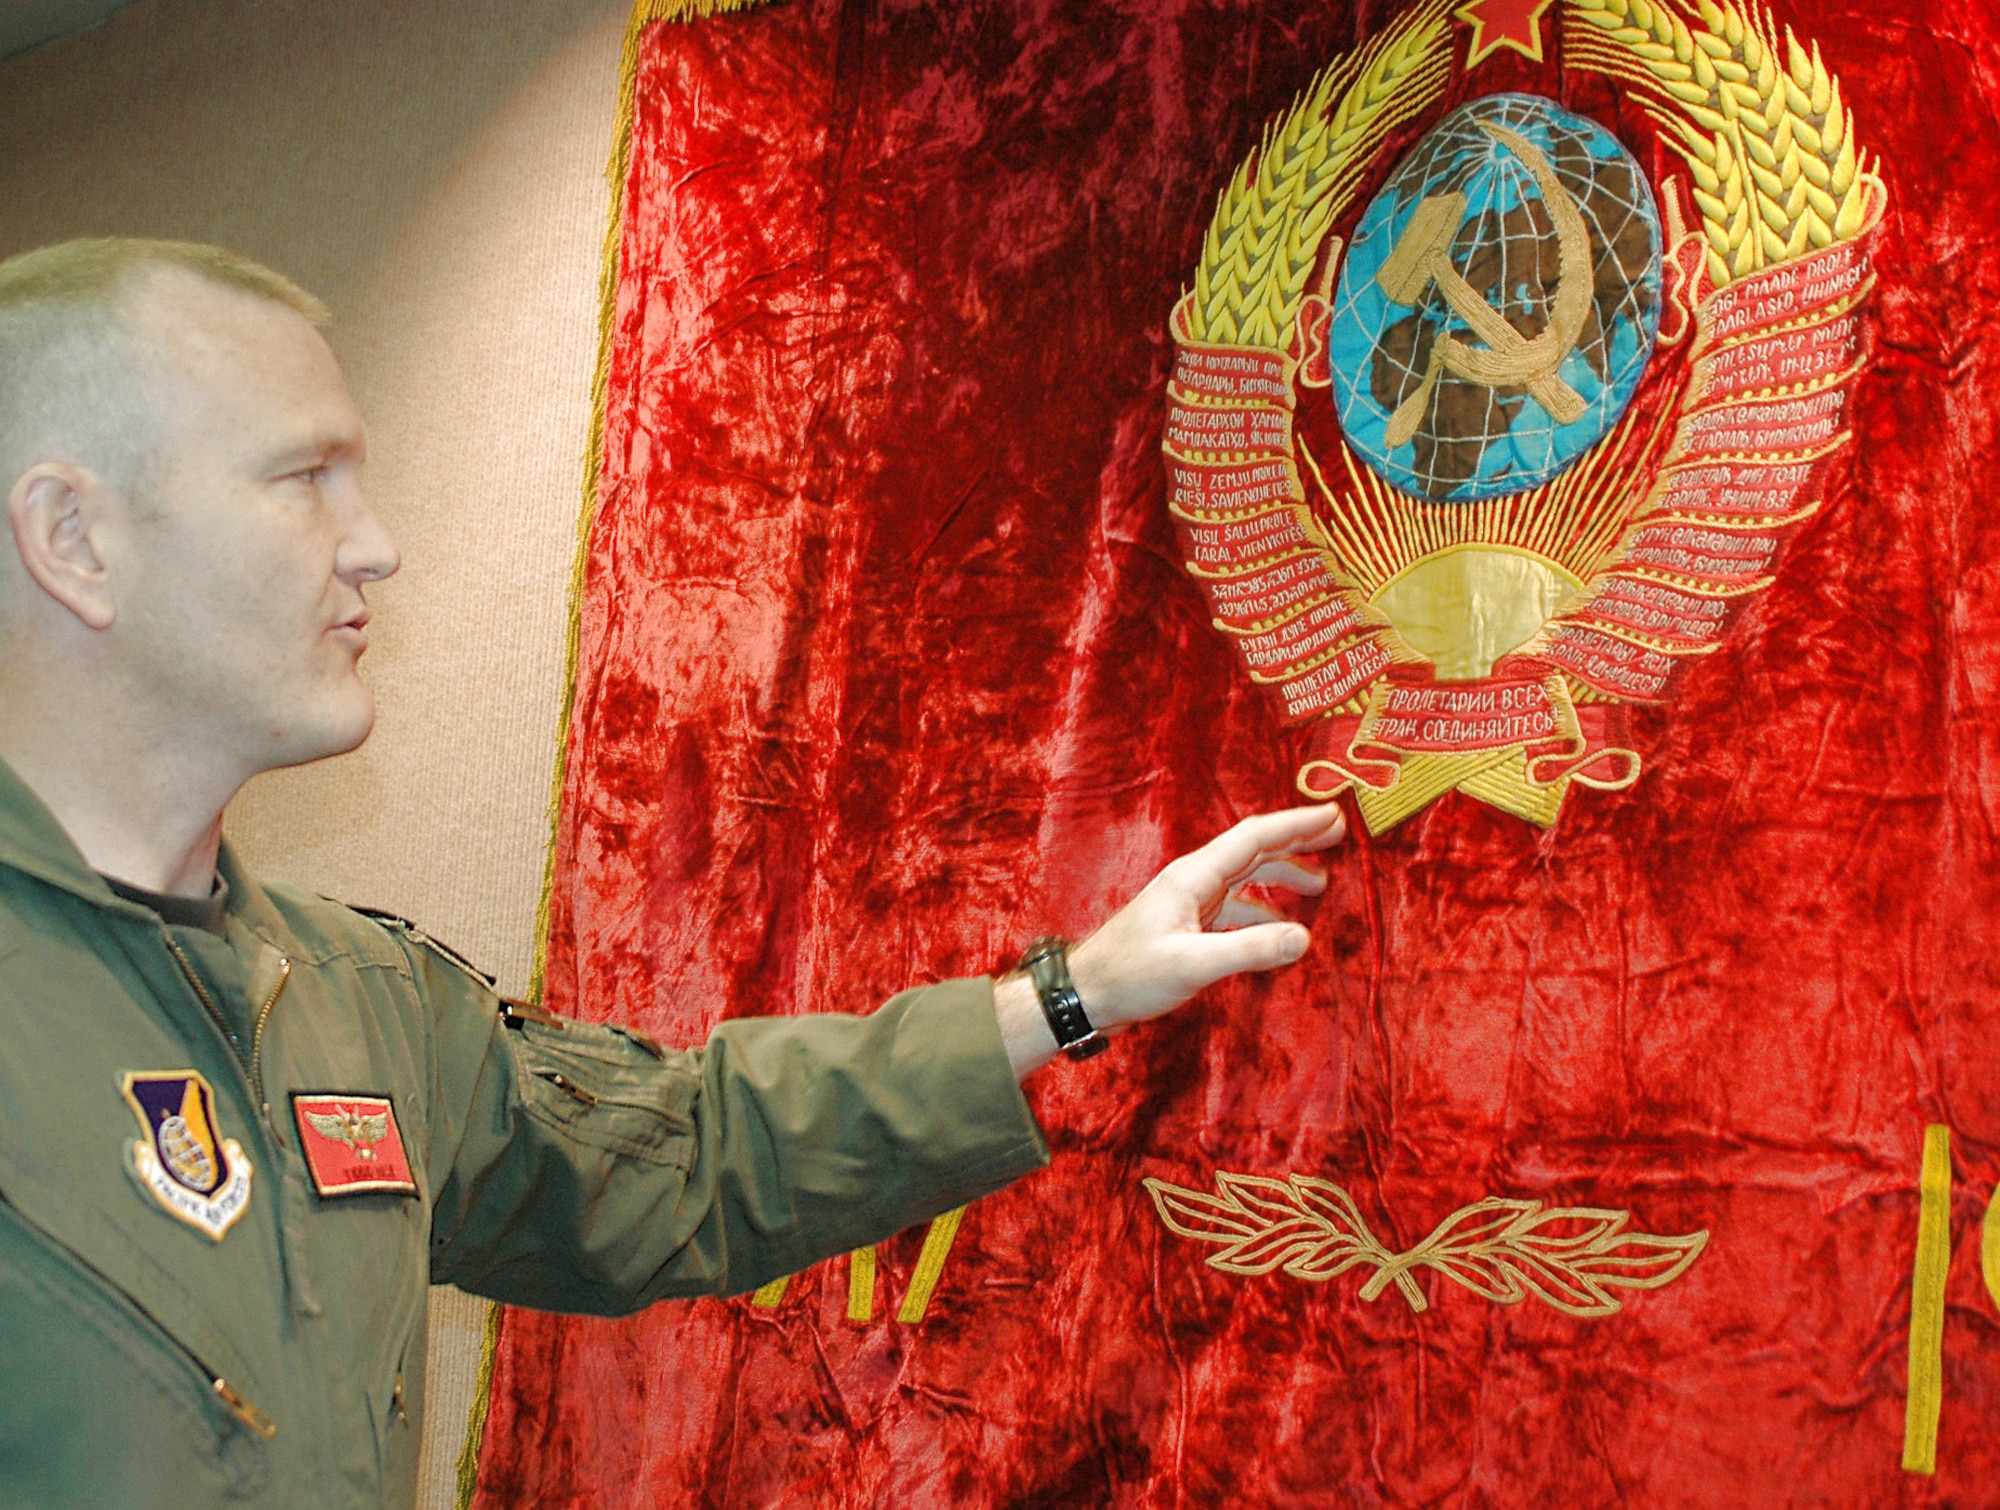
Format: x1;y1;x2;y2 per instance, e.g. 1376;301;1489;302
267;697;377;771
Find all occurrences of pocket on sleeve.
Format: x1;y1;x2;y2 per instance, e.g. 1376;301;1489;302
508;1019;697;1169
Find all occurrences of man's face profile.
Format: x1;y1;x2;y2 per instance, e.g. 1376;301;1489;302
95;269;400;777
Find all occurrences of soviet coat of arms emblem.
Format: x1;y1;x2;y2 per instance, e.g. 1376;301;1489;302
1166;0;1883;830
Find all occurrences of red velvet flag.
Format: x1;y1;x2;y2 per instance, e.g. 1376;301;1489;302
472;0;2000;1504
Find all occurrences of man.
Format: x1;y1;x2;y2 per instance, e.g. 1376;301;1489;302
0;239;1343;1508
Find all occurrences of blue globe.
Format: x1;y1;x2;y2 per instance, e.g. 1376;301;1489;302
1329;93;1662;502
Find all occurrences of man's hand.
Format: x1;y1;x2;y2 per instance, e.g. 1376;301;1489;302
994;804;1347;1078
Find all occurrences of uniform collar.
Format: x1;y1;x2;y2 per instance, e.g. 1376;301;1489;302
0;755;284;937
214;828;288;941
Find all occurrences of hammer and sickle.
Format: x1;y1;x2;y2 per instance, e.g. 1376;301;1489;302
1377;121;1595;449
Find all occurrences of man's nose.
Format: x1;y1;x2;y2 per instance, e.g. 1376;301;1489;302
337;488;400;584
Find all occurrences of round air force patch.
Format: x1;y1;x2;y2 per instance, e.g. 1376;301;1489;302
121;1071;253;1241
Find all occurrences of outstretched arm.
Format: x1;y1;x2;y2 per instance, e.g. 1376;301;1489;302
993;804;1347;1079
429;803;1348;1305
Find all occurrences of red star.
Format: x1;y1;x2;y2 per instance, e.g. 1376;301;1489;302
1455;0;1556;68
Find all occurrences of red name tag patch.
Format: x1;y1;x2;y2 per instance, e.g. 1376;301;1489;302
291;1093;418;1198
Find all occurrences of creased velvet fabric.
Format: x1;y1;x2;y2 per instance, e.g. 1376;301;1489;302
474;1;2000;1504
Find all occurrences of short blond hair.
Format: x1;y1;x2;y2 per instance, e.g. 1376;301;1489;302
0;238;330;497
0;238;328;327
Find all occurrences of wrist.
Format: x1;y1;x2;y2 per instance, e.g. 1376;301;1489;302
1060;933;1126;1032
1019;936;1108;1061
991;972;1058;1081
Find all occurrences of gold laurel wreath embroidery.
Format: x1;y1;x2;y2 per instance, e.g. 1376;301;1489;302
1185;0;1454;350
1144;1172;1709;1318
1565;0;1875;289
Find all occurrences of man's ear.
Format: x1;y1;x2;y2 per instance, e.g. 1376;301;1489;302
8;464;117;631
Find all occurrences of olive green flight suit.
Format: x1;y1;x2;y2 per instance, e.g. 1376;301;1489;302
0;759;1048;1508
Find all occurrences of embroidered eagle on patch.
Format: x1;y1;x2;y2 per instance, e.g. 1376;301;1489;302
303;1105;390;1160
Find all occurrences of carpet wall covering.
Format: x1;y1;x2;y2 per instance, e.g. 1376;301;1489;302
474;0;2000;1503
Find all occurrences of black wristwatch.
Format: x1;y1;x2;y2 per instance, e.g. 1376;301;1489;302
1019;936;1107;1060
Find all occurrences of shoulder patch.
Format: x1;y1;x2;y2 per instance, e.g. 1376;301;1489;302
291;1092;419;1198
121;1070;254;1240
343;904;496;987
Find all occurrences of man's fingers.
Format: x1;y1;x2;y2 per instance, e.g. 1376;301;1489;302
1241;856;1328;895
1186;805;1347;895
1211;894;1283;930
1181;920;1311;985
1079;807;1342;1027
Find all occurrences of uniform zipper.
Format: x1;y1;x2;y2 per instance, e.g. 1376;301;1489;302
161;932;243;1071
213;1378;281;1439
161;934;291;1130
2;1193;278;1439
249;957;293;1115
534;1069;600;1107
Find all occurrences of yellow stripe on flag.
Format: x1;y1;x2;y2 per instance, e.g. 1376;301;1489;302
897;1207;967;1323
1983;1184;2000;1311
1903;1123;1951;1475
847;1246;877;1322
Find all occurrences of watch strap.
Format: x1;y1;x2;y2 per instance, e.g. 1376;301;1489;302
1020;936;1107;1061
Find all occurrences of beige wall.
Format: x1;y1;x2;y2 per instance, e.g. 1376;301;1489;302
0;0;634;1501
